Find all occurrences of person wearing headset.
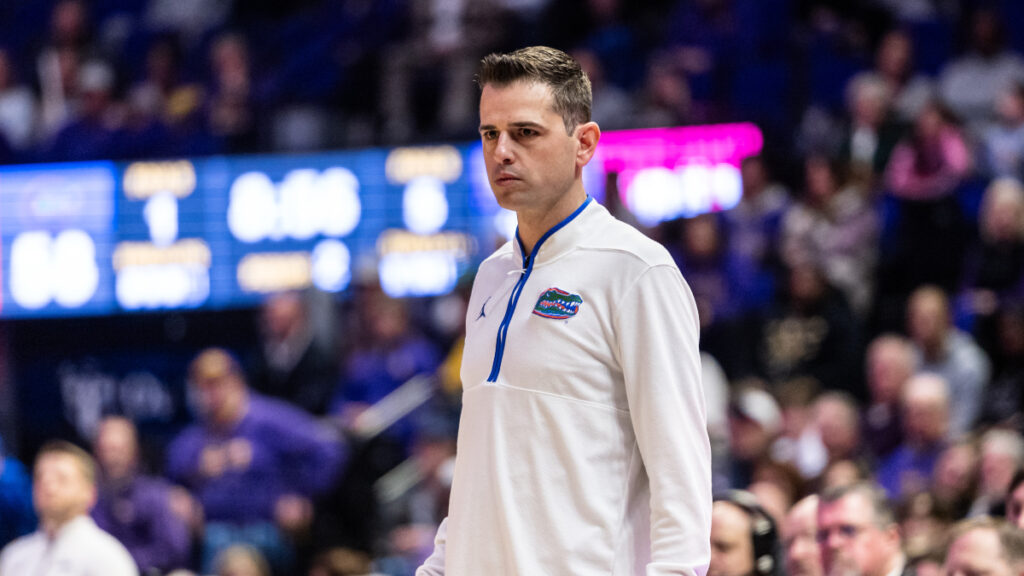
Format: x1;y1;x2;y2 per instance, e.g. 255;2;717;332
710;490;782;576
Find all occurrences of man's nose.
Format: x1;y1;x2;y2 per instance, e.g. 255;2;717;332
493;132;514;164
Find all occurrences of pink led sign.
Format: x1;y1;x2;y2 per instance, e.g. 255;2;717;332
597;123;764;173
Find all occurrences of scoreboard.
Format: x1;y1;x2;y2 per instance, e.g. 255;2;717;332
0;124;762;319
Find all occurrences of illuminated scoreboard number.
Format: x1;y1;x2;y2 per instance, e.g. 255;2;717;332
222;155;368;300
114;161;211;311
0;162;116;318
377;145;483;298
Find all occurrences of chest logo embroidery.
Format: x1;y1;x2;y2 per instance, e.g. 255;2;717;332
533;287;583;319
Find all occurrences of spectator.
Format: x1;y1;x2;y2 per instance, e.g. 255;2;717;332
812;391;863;467
817;482;910;576
248;292;339;416
943;517;1024;576
959;178;1024;350
34;0;95;140
633;52;695;128
0;440;137;576
42;59;121;161
665;214;751;330
0;48;37;152
0;435;35;549
727;386;783;489
722;155;790;310
981;83;1024;179
981;305;1024;431
1004;468;1024;529
858;29;934;124
839;73;904;189
906;285;991;437
862;334;916;461
876;373;951;499
751;264;862;396
207;33;258;153
771;378;828;481
932;439;980;520
710;490;781;576
375;424;456;574
939;7;1024;138
92;416;192;574
781;155;879;318
332;292;440;453
897;492;953;564
818;459;871;493
166;348;345;574
782;495;821;576
882;101;972;295
968;429;1024;517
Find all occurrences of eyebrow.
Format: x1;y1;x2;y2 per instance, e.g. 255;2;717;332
478;121;546;131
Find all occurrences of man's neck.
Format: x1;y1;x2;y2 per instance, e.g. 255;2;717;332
42;513;83;539
516;188;587;256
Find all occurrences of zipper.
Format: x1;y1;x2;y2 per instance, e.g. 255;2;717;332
486;197;592;382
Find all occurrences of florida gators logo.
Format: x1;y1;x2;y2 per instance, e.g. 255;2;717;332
533;288;583;319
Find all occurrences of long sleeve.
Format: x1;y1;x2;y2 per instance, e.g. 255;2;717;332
614;264;712;576
416;516;448;576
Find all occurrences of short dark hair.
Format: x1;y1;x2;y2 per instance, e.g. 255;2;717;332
819;481;896;528
36;440;97;485
477;46;592;134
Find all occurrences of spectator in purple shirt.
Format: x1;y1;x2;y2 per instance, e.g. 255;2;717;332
92;416;191;575
166;348;346;574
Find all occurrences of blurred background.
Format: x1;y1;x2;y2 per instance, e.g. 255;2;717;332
1;0;1024;575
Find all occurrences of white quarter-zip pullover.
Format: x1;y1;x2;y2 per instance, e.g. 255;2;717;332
418;199;711;576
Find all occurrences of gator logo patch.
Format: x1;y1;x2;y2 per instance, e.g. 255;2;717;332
533;288;583;320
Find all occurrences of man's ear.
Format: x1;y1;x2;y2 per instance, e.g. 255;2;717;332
575;121;601;168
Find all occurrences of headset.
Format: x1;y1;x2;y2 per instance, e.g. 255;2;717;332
714;490;781;576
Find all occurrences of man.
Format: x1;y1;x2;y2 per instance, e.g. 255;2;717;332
783;496;822;576
417;46;711;575
817;482;907;576
862;334;916;461
969;429;1024;517
905;285;990;438
876;373;951;499
709;492;780;576
944;517;1024;576
248;291;338;416
92;416;191;574
166;348;345;573
0;440;138;575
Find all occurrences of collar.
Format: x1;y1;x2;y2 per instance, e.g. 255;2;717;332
511;197;605;267
47;515;95;543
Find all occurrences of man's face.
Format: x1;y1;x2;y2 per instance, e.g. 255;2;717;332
944;528;1014;576
817;493;897;576
710;501;755;576
94;419;137;482
191;373;244;427
33;453;95;525
785;500;823;576
478;81;581;219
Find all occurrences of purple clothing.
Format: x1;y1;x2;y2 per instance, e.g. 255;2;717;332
91;475;191;574
166;394;345;523
875;441;945;500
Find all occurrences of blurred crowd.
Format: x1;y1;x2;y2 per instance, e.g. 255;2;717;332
2;0;1024;575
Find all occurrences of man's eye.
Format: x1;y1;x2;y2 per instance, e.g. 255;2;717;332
520;128;537;137
482;131;497;140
